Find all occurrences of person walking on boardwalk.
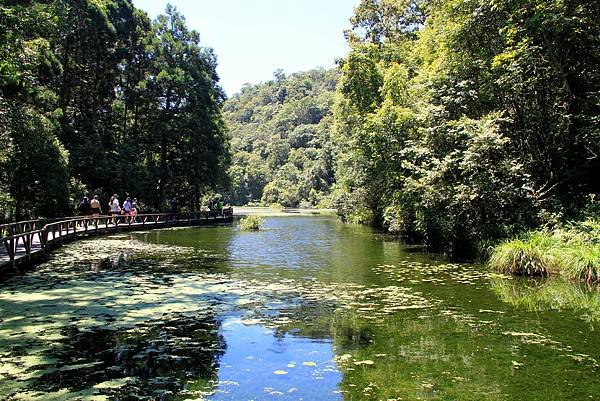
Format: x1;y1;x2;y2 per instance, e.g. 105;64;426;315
78;197;92;216
90;195;102;216
130;198;139;223
90;195;102;225
77;197;92;228
109;194;121;224
123;197;133;223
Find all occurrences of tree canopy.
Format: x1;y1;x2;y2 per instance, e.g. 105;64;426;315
332;0;600;257
0;1;229;220
224;68;338;207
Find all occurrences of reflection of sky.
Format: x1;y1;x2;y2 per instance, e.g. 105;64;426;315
227;217;337;270
210;317;343;401
227;216;386;270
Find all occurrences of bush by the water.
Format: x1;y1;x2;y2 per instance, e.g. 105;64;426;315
239;215;264;230
489;233;557;276
490;218;600;282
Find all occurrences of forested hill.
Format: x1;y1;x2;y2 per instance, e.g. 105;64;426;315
0;1;228;220
224;68;337;207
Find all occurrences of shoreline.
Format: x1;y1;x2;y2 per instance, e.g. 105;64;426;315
233;207;337;217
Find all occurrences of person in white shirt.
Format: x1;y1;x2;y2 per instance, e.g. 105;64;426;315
90;195;102;216
109;194;120;224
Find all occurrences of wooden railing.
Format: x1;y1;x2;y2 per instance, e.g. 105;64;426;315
0;208;233;265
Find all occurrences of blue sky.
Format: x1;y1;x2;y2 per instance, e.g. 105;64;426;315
132;0;358;96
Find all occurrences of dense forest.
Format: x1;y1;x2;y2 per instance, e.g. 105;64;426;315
2;0;599;262
330;0;600;257
224;68;337;207
0;1;229;220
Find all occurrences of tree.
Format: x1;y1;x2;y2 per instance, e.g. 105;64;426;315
224;68;338;207
0;1;230;218
333;0;600;256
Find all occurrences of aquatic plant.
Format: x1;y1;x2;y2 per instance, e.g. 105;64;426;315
489;232;557;276
490;218;600;282
561;245;600;283
239;215;264;230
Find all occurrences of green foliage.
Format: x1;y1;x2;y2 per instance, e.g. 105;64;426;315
489;233;557;276
224;68;337;207
490;217;600;282
0;1;229;219
239;215;264;231
334;0;600;256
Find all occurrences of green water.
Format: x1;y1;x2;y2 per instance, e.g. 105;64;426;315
1;216;600;400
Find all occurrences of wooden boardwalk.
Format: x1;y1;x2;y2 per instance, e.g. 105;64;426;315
0;210;233;274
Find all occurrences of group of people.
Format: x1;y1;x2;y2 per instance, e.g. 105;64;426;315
78;194;139;220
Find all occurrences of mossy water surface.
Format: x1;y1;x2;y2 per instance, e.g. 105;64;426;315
1;217;600;400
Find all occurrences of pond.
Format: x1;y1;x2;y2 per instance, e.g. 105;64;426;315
1;216;600;400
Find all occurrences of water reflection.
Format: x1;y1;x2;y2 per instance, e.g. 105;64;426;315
30;313;225;400
208;317;342;401
491;276;600;323
2;217;600;400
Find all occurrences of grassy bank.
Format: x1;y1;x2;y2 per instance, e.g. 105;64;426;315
490;218;600;282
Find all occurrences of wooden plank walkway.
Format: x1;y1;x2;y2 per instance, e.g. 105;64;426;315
0;210;233;273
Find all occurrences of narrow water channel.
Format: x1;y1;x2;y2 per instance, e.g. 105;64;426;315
1;216;599;400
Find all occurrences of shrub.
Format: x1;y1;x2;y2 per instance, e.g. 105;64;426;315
239;215;264;230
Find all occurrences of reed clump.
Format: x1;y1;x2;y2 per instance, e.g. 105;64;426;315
490;218;600;283
489;233;557;276
561;245;600;283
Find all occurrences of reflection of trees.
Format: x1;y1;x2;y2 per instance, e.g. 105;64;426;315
30;313;226;400
331;312;507;401
491;277;600;322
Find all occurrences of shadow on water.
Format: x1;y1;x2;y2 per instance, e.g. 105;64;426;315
27;313;225;400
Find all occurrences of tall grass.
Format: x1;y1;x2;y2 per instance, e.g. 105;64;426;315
490;218;600;283
561;245;600;283
489;232;557;276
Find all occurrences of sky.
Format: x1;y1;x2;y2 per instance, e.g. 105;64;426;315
132;0;358;96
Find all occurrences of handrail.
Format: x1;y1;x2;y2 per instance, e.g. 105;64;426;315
0;208;233;265
0;219;46;238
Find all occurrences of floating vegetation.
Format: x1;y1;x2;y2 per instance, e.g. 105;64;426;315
239;215;265;230
2;218;600;400
372;260;502;287
0;312;224;400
